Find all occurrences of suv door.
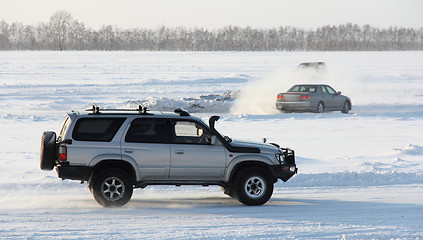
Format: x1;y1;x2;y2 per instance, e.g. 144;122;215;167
168;119;227;180
121;118;170;180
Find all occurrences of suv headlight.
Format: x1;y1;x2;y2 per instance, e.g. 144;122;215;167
276;148;295;165
275;153;284;164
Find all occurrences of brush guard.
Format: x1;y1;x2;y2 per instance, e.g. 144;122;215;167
272;148;297;182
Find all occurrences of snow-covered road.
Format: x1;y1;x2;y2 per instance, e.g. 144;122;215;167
1;184;422;239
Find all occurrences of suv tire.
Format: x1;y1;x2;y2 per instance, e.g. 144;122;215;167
222;186;236;198
92;169;133;207
40;131;57;171
233;168;274;206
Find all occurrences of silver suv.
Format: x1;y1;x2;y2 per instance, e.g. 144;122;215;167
40;105;297;207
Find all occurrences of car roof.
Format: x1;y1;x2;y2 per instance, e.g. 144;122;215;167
293;84;329;87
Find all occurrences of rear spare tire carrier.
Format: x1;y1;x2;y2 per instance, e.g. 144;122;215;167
40;131;57;171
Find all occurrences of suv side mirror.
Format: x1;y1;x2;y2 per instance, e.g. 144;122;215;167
337;91;342;95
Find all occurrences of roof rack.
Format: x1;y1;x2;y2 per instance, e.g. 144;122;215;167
86;103;152;115
85;103;191;117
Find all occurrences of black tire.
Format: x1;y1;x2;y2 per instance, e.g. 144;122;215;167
341;101;350;114
233;168;274;206
222;186;236;198
40;131;57;171
92;169;133;207
316;102;324;113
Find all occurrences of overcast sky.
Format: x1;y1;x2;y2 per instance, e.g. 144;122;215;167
2;0;423;30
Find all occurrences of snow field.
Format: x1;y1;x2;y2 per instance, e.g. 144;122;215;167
1;51;423;239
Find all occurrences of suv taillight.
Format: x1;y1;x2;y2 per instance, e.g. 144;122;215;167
59;145;67;161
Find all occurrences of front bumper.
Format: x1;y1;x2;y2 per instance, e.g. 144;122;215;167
270;164;297;182
271;148;297;182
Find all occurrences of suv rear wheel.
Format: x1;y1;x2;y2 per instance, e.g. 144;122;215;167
92;169;133;207
233;168;274;206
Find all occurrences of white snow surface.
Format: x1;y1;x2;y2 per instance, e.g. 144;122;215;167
1;51;423;239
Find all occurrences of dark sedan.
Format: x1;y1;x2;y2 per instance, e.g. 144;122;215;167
276;84;351;113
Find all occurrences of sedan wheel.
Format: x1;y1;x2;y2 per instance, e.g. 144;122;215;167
316;102;324;113
342;101;350;114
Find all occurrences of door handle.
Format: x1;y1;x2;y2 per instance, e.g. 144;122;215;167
175;150;184;154
124;149;133;153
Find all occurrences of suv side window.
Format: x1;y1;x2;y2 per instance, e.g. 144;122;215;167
171;120;211;144
72;118;126;142
125;118;167;143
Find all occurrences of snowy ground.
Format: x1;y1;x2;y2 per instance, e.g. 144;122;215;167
1;51;423;239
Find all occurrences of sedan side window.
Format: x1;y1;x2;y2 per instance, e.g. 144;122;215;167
321;86;328;94
326;86;337;95
172;120;211;144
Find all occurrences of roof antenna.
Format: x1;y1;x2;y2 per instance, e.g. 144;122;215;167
174;108;190;116
92;103;100;114
138;104;149;114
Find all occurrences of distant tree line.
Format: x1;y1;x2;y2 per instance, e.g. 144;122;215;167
1;11;422;51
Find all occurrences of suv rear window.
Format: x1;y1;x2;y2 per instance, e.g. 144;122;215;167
58;116;71;141
72;118;126;142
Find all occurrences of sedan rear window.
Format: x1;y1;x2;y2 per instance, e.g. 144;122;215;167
288;85;316;93
72;118;126;142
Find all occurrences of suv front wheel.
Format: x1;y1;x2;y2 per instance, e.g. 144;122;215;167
92;169;133;207
233;168;274;206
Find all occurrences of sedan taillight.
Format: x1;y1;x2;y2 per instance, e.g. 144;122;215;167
300;95;310;100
